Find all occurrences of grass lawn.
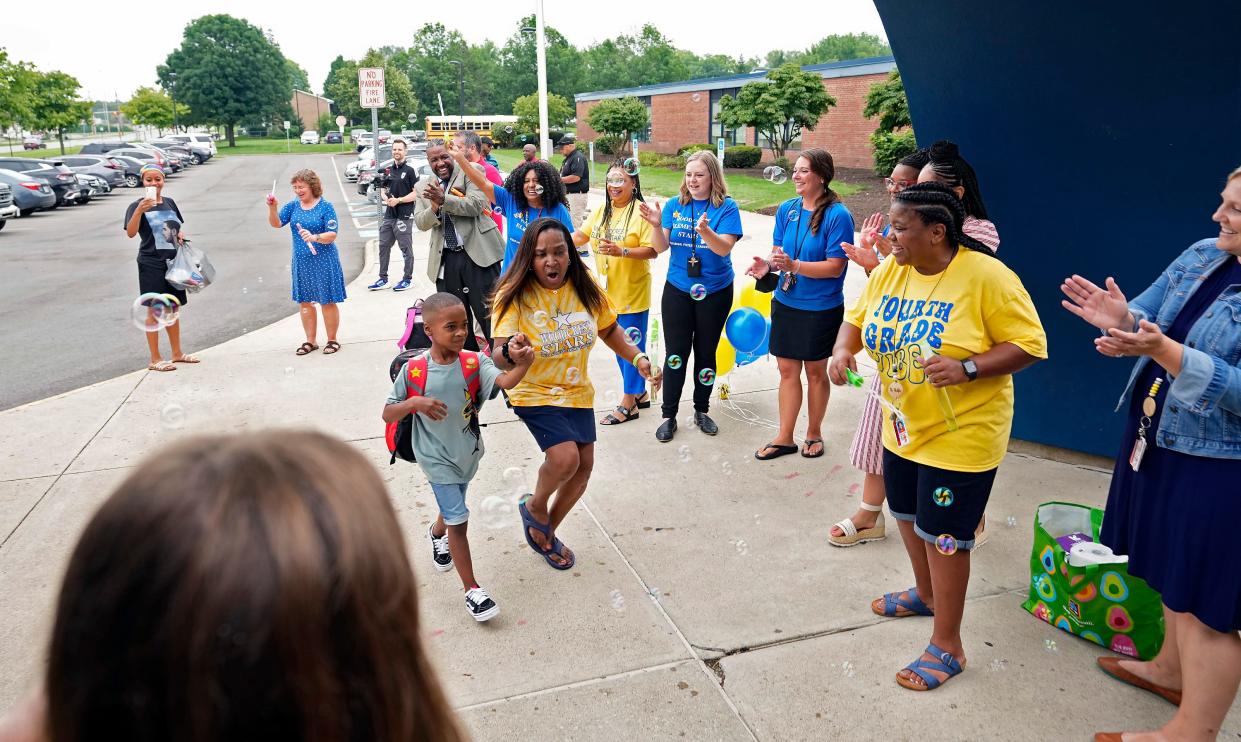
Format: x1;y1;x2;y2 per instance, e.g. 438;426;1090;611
2;145;83;158
489;148;860;214
215;137;357;156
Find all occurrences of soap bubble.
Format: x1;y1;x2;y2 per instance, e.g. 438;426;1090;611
625;327;642;345
407;113;418;124
478;495;515;529
131;292;179;333
395;219;407;233
840;661;856;678
284;366;295;376
698;368;715;386
387;100;396;109
504;125;514;134
932;487;954;507
734;539;748;556
242;287;248;295
1006;516;1018;528
691;93;702;103
689;284;707;301
667;355;683;370
1044;639;1058;654
160;403;186;429
534;184;544;195
677;444;691;463
550;386;566;405
763;166;787;185
566;366;581;384
532;310;549;328
502;466;525;491
603;389;618;406
648;587;661;601
684;414;697;429
721;461;733;476
609;589;626;612
623;157;640;177
326;218;338;231
934;534;958;556
989;658;1009;672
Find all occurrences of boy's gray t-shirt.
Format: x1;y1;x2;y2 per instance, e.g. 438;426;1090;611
387;352;502;484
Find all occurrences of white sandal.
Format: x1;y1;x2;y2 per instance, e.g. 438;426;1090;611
828;502;886;547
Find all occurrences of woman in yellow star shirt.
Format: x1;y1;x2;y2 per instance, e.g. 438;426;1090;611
493;218;660;570
829;183;1047;691
572;162;657;425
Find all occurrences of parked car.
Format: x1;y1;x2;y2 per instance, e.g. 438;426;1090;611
22;135;45;150
79;141;133;155
98;154;144;187
324;130;343;144
300;130;320;145
107;148;172;176
0;168;57;215
0;158;79;205
153;138;210;164
79;173;110;197
345;160;363;181
58;154;127;188
148;144;191;170
355;134;374;151
0;183;17;230
358;155;430;199
71;174;95;203
350;128;368;144
165;133;217;157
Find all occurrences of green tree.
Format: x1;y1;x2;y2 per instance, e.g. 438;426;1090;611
717;63;836;159
323;55;348;104
512;92;573;133
0;49;36;136
497;17;583;109
799;33;891;64
405;23;471;119
159;14;291;146
864;70;916;175
585;97;649;155
120;86;189;136
285;58;310;93
29;70;91;154
323;50;416;131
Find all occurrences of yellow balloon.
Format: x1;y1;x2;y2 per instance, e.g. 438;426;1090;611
715;335;736;377
738;285;773;317
622;234;640;248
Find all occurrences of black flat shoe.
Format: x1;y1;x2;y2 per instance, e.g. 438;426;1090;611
694;412;718;436
656;417;677;442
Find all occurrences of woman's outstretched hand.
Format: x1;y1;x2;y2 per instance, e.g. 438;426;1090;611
1061;275;1131;331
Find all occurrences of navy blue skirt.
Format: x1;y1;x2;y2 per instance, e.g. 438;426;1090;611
513;406;597;451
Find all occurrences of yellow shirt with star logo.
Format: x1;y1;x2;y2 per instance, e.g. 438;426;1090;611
581;200;654;314
493;281;619;408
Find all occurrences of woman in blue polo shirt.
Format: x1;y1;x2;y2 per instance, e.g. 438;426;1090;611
747;149;853;460
639;151;743;442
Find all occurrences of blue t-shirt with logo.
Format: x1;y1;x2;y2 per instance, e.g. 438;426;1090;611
661;197;743;295
771;198;852;311
494;187;575;272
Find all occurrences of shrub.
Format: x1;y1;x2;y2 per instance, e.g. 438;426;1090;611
773;156;792;171
870;129;918;176
677;143;714;156
595;134;623;155
723;145;762;169
637;150;681;169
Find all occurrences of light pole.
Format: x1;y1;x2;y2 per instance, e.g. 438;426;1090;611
448;60;464;131
533;1;550;160
167;72;179;135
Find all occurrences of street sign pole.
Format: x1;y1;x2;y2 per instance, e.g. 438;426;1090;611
717;137;725;166
284;120;291;152
335;114;347;153
359;67;387;221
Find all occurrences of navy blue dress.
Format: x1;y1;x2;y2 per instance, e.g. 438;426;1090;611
1101;258;1241;633
278;199;347;304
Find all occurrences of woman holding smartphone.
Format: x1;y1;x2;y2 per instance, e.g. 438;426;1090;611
123;164;199;372
638;151;743;442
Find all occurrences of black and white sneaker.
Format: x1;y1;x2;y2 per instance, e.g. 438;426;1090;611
429;525;453;572
465;586;499;622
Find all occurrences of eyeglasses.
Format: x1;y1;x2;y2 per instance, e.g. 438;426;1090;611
605;178;626;187
885;178;916;191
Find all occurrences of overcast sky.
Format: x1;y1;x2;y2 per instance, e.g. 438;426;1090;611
2;0;886;101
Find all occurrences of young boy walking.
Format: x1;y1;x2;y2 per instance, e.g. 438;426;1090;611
383;292;533;621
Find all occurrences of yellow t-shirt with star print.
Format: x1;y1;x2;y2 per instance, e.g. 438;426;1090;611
581;201;654;314
493;281;618;408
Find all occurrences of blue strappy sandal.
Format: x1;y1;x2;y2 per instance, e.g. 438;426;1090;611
873;587;935;617
518;498;574;570
896;643;965;691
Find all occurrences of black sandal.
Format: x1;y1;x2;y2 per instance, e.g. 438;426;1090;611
802;438;825;458
635;392;652;409
600;405;638;425
755;442;799;461
296;342;319;355
323;340;341;355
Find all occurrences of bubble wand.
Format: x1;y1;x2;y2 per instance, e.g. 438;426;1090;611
648;316;663;403
915;344;959;432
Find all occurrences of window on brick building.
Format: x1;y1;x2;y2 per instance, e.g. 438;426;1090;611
710;88;742;146
636;96;652;143
756;122;801;155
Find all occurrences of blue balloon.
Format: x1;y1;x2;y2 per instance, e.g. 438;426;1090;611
735;320;771;366
725;307;767;354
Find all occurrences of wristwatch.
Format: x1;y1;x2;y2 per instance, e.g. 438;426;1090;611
961;358;979;381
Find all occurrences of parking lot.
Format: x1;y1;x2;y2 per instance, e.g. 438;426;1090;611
0;151;370;410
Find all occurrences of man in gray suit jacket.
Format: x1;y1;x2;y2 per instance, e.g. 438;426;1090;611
414;139;504;351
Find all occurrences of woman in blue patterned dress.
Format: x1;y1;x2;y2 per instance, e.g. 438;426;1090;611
266;169;347;355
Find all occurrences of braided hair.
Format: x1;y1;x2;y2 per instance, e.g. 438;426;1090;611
897;147;930;171
599;160;645;232
503;160;567;213
892;182;995;258
797;148;840;235
925;140;989;220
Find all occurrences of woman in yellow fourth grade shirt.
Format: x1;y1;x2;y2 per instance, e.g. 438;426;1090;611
572;162;657;425
493;218;660;570
829;183;1047;692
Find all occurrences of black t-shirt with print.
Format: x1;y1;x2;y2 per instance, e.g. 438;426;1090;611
382;161;419;219
560;149;589;193
124;197;185;265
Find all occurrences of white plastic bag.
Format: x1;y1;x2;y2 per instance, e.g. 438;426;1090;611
165;241;216;293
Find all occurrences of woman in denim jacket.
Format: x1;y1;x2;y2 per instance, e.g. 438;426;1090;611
1062;167;1241;742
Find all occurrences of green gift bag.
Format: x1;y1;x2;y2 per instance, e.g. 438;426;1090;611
1020;501;1165;659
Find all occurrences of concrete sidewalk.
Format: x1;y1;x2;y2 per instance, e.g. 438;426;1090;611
1;197;1237;740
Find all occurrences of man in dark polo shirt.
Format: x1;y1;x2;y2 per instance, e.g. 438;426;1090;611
558;134;589;227
368;139;419;292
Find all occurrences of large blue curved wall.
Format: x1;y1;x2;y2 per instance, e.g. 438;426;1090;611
873;0;1241;456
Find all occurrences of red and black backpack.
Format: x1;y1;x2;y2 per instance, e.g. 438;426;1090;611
385;351;483;465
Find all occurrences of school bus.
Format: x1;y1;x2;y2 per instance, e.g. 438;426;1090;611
424;115;519;141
